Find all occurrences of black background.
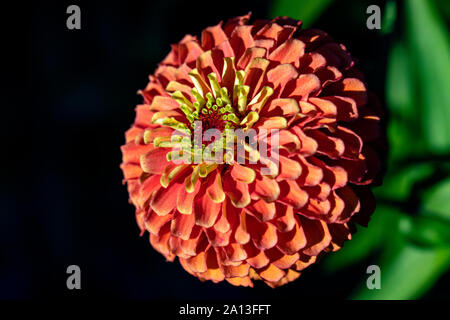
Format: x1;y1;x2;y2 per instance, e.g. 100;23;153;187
2;0;448;300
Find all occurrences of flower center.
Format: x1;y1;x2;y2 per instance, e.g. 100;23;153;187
149;56;276;180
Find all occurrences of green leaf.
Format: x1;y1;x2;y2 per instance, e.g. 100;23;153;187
406;0;450;153
385;40;429;161
353;241;450;300
422;178;450;221
374;163;434;202
270;0;333;28
381;0;397;35
407;216;450;247
324;205;404;272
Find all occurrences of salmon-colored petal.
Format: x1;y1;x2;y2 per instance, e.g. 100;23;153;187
306;129;345;159
290;126;318;156
246;199;276;222
246;215;278;250
324;77;368;106
222;263;250;277
268;39;305;68
194;192;221;227
294;254;317;271
201;23;228;50
231;163;256;184
301;217;332;256
266;247;299;269
272;202;296;232
229;25;255;61
283;74;321;100
255;116;287;130
145;211;173;235
171;211;195;240
258;263;285;282
299;52;326;73
149;96;180;111
234;211;250;245
278;155;302;180
244;58;270;98
223;172;251;208
226;276;254;287
206;170;226;203
177;179;200;214
276;220;307;255
206;228;231;247
121;163;142;180
244;242;270;268
266;64;299;96
295;155;323;187
150;180;183;215
137;174;162;208
263;98;300;117
278;180;308;208
251;174;280;202
237;47;267;70
224;242;248;262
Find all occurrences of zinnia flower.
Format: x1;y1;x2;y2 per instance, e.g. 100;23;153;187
120;14;381;287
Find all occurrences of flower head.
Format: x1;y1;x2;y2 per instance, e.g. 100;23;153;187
120;14;381;287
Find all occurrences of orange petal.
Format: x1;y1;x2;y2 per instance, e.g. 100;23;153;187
258;263;285;282
246;199;276;222
224;242;248;262
263;98;300;117
237;47;267;70
272;202;296;232
295;155;323;187
140;148;170;174
246;215;278;250
283;74;321;100
301;217;332;256
231;163;256;184
268;39;305;68
290;126;318;156
171;211;195;240
222;263;250;278
223;172;251;208
149;96;180;111
226;276;254;287
177;178;200;214
194;193;221;227
145;211;173;235
206;170;226;203
252;174;280;202
306;129;345;159
229;25;255;61
266;64;298;96
276;220;307;255
278;155;302;180
150;181;183;215
278;180;308;208
244;58;270;99
201;23;228;50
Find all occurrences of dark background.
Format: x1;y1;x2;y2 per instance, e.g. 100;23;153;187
2;0;448;300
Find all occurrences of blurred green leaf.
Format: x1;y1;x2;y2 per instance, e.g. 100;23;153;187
270;0;333;27
374;163;434;201
406;0;450;153
422;178;450;221
407;216;450;247
353;240;450;300
433;0;450;21
381;0;397;35
385;40;429;161
324;205;403;272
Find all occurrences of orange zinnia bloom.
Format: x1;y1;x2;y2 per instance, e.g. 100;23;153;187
120;14;381;287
